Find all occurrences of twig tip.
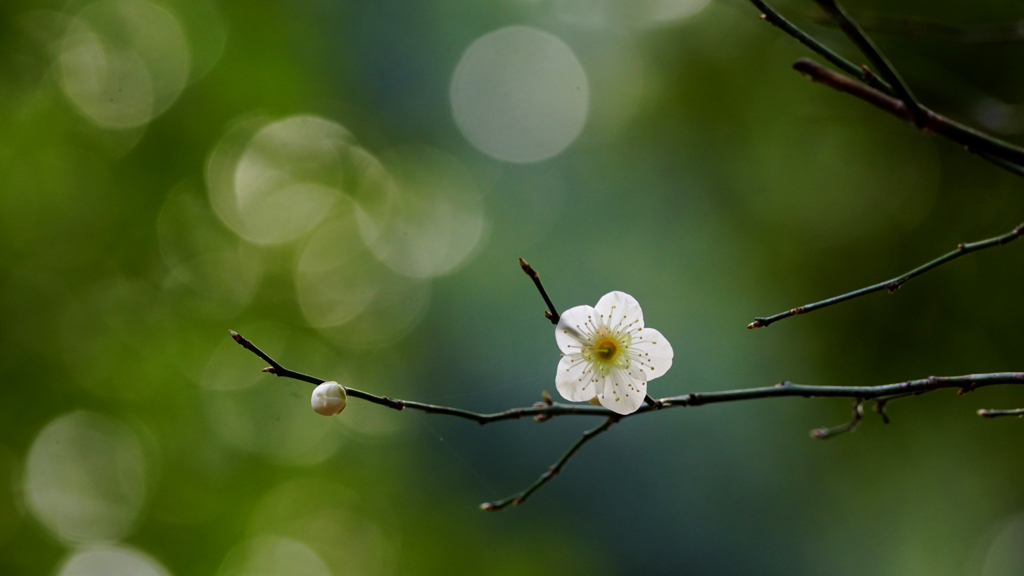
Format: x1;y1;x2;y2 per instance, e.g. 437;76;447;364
479;502;497;512
747;320;762;329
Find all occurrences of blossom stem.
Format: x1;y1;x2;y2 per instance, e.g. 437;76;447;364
747;221;1024;329
480;417;618;512
519;257;560;324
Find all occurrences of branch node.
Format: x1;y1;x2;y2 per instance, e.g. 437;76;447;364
873;400;890;424
859;64;876;83
645;394;663;410
541;390;554;405
957;382;978;395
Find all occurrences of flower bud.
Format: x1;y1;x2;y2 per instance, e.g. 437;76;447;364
311;381;347;416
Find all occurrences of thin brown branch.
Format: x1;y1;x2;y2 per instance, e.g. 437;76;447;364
745;0;1024;177
792;58;1024;167
519;257;560;324
978;408;1024;419
480;417;619;511
748;0;894;95
748;221;1024;329
813;0;927;126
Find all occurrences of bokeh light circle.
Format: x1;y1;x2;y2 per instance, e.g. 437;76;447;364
57;545;171;576
982;513;1024;576
631;0;712;25
451;26;589;163
355;146;485;278
24;411;146;543
59;0;190;129
208;115;373;246
217;536;331;576
248;478;399;576
549;0;711;28
157;182;262;318
231;116;354;244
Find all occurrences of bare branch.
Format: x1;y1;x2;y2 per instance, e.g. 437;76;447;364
791;58;1024;167
519;257;560;324
746;1;1024;178
978;408;1024;419
748;0;893;95
480;417;619;511
748;221;1024;329
813;0;927;126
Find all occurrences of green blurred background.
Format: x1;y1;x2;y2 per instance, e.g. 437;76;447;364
2;0;1024;574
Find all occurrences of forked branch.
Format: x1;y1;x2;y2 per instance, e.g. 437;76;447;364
748;0;1024;174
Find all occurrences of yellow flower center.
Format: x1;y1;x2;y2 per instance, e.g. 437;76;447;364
596;339;618;360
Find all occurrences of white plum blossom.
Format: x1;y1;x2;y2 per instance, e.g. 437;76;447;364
555;291;674;415
311;381;347;416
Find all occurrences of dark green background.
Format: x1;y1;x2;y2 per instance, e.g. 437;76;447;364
2;0;1024;574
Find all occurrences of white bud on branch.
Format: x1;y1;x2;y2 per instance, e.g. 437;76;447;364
311;381;347;416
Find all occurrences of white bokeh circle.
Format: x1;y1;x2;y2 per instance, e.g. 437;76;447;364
59;0;190;129
355;146;485;278
451;26;589;163
24;411;147;543
57;545;171;576
217;536;331;576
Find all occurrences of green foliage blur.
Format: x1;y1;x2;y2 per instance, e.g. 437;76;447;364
2;0;1024;574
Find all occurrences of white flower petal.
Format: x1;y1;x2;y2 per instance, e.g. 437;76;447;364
555;304;596;355
555;354;598;402
594;291;643;332
597;368;646;415
629;327;673;381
